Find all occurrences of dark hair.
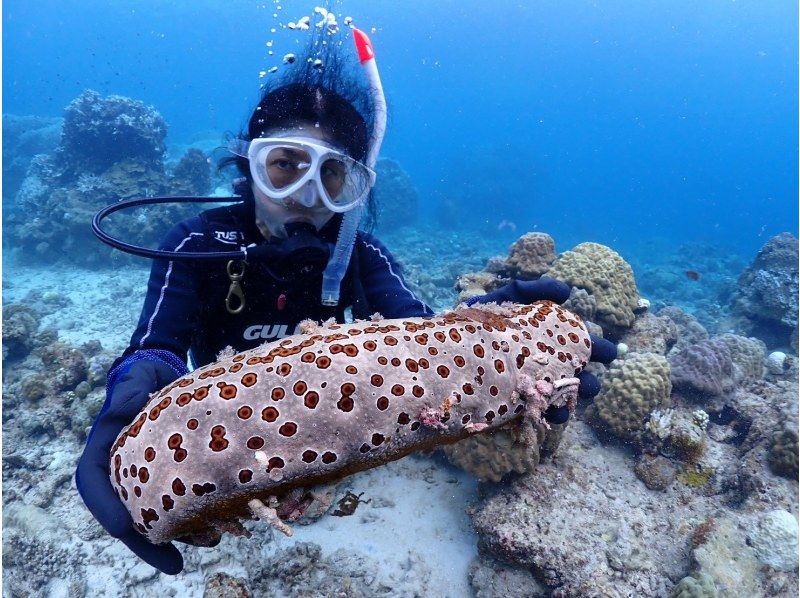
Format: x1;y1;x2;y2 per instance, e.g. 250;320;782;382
220;32;379;230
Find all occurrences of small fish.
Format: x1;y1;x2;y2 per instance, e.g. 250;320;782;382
685;270;701;281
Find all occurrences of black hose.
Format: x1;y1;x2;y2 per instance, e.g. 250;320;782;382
91;196;253;261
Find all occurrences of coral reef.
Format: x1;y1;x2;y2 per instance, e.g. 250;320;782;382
546;242;640;336
670;572;719;598
2;527;86;596
586;352;672;440
468;554;547;597
373;157;419;231
768;428;799;480
621;312;679;355
442;419;543;482
169;147;212;196
668;338;736;401
691;515;761;595
6;91;206;264
2;223;798;596
562;286;597;323
748;509;799;572
60;89;167;174
715;333;766;380
247;541;431;597
2;114;62;200
729;232;799;350
632;240;745;334
634;453;678;491
204;572;252;598
39;341;89;391
380;223;507;311
3;331;110;445
453;271;505;304
658;306;710;354
2;303;41;360
472;422;690;596
504;232;556;279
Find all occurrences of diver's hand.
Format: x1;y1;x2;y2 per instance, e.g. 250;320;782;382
75;358;184;575
464;276;572;307
466;276;617;424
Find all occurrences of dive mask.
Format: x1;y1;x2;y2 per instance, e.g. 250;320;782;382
229;137;375;213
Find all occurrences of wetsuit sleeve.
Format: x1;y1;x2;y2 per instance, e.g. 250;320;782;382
357;233;434;318
115;218;206;367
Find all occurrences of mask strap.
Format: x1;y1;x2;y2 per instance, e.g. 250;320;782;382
228;138;251;158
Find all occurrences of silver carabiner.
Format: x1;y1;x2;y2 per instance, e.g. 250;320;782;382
225;260;246;315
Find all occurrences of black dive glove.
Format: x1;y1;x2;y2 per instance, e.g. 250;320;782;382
76;352;187;575
466;277;617;424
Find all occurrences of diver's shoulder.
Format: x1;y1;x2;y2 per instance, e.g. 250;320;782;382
356;231;403;265
357;230;390;250
158;215;207;251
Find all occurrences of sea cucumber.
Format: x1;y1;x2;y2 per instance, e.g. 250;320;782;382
110;301;592;544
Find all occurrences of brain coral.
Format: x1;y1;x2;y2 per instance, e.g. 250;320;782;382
505;233;556;279
442;419;543;482
110;302;592;544
768;428;798;480
670;572;719;598
657;307;709;355
715;334;766;380
588;352;672;440
669;338;736;400
545;242;640;334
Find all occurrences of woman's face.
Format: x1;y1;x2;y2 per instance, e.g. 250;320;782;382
251;122;341;240
265;146;346;199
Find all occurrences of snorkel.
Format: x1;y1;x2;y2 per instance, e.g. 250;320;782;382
320;27;387;306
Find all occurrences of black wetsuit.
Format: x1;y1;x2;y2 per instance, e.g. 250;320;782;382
115;198;433;371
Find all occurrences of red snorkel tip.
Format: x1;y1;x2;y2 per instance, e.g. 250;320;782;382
352;27;375;64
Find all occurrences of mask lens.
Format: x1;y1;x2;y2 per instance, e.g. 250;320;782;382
320;157;347;198
265;146;312;190
322;157;372;207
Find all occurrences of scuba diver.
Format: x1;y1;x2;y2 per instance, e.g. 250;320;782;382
75;29;616;575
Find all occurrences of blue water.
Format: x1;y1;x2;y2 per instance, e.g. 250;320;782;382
5;0;797;259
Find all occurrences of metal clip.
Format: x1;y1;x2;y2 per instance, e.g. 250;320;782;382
225;260;246;315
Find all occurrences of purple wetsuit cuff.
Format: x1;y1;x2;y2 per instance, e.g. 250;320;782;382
106;349;189;393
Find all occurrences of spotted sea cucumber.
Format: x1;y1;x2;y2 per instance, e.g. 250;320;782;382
110;301;592;544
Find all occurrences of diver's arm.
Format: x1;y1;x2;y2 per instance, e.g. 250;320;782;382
114;217;206;368
356;233;434;318
75;218;208;575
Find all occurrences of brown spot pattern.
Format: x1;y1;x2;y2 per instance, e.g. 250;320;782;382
261;406;279;422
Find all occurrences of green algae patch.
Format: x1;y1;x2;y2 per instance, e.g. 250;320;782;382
679;466;714;488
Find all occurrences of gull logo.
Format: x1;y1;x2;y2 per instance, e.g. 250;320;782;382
214;231;241;245
243;324;296;341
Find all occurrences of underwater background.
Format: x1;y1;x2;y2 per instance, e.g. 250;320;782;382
3;1;799;597
5;0;798;254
